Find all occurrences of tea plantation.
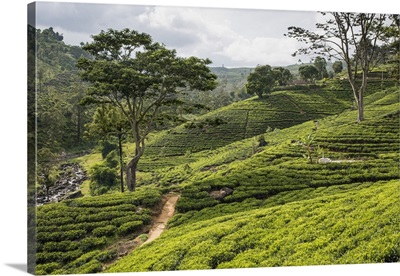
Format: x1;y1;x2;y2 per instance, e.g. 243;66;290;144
35;83;399;274
137;87;352;171
35;187;161;274
106;85;400;272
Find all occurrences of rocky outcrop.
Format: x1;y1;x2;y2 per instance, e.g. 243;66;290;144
37;163;86;205
210;187;233;200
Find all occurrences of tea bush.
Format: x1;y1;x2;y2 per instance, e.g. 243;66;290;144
107;180;400;272
35;186;161;274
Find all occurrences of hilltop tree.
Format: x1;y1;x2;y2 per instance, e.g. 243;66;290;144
298;65;319;83
246;65;276;98
273;67;293;85
77;28;217;192
286;12;390;122
313;56;329;79
332;61;343;74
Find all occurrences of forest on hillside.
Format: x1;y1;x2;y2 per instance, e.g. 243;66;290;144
28;11;400;275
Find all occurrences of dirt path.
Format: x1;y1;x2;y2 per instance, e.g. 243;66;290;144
141;192;180;246
102;192;180;270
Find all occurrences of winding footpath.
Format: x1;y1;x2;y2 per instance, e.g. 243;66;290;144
142;193;180;246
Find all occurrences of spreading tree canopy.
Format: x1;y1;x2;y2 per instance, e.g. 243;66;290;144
246;65;291;98
77;28;217;191
286;12;392;122
298;65;320;83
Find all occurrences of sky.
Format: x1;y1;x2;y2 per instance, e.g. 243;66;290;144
33;2;324;67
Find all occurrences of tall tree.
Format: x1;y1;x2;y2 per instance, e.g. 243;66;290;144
286;12;389;122
273;67;293;86
77;28;217;191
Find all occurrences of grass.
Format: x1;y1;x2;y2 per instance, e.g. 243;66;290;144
73;152;102;196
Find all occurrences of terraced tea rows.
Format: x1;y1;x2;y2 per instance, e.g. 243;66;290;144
107;180;400;272
171;87;399;213
35;188;161;275
138;89;352;171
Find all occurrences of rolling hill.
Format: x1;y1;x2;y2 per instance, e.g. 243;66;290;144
107;85;399;272
34;79;399;274
138;86;353;171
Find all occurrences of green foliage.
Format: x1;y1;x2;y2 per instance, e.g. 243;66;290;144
313;56;329;79
117;221;143;236
35;187;161;274
89;164;118;195
245;65;276;98
77;28;218;191
107;180;400;272
298;65;319;83
101;141;117;160
332;61;343;74
92;225;117;237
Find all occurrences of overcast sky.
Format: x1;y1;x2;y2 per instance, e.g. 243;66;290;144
34;2;326;67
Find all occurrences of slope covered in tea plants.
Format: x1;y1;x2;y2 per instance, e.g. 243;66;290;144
108;180;399;271
166;87;399;213
107;86;399;272
138;87;352;171
34;187;161;275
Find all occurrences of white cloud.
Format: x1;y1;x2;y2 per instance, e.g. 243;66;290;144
35;3;321;66
221;36;302;66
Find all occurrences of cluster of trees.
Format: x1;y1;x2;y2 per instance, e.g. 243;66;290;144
35;28;96;197
298;57;343;83
35;27;218;196
245;65;292;98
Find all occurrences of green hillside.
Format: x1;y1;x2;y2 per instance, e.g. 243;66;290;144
105;85;399;272
31;23;400;275
138;87;352;171
35;84;399;274
108;180;399;271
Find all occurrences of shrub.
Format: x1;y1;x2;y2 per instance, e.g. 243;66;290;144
95;249;118;263
75;259;102;274
68;250;101;268
90;164;118;195
79;236;107;252
117;221;143;236
101;140;117;159
35;262;61;274
92;225;117;237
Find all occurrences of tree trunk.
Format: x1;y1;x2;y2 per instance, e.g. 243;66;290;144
46;186;50;202
76;106;82;143
357;70;368;122
347;71;365;123
357;91;365;122
117;133;124;193
126;159;138;192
